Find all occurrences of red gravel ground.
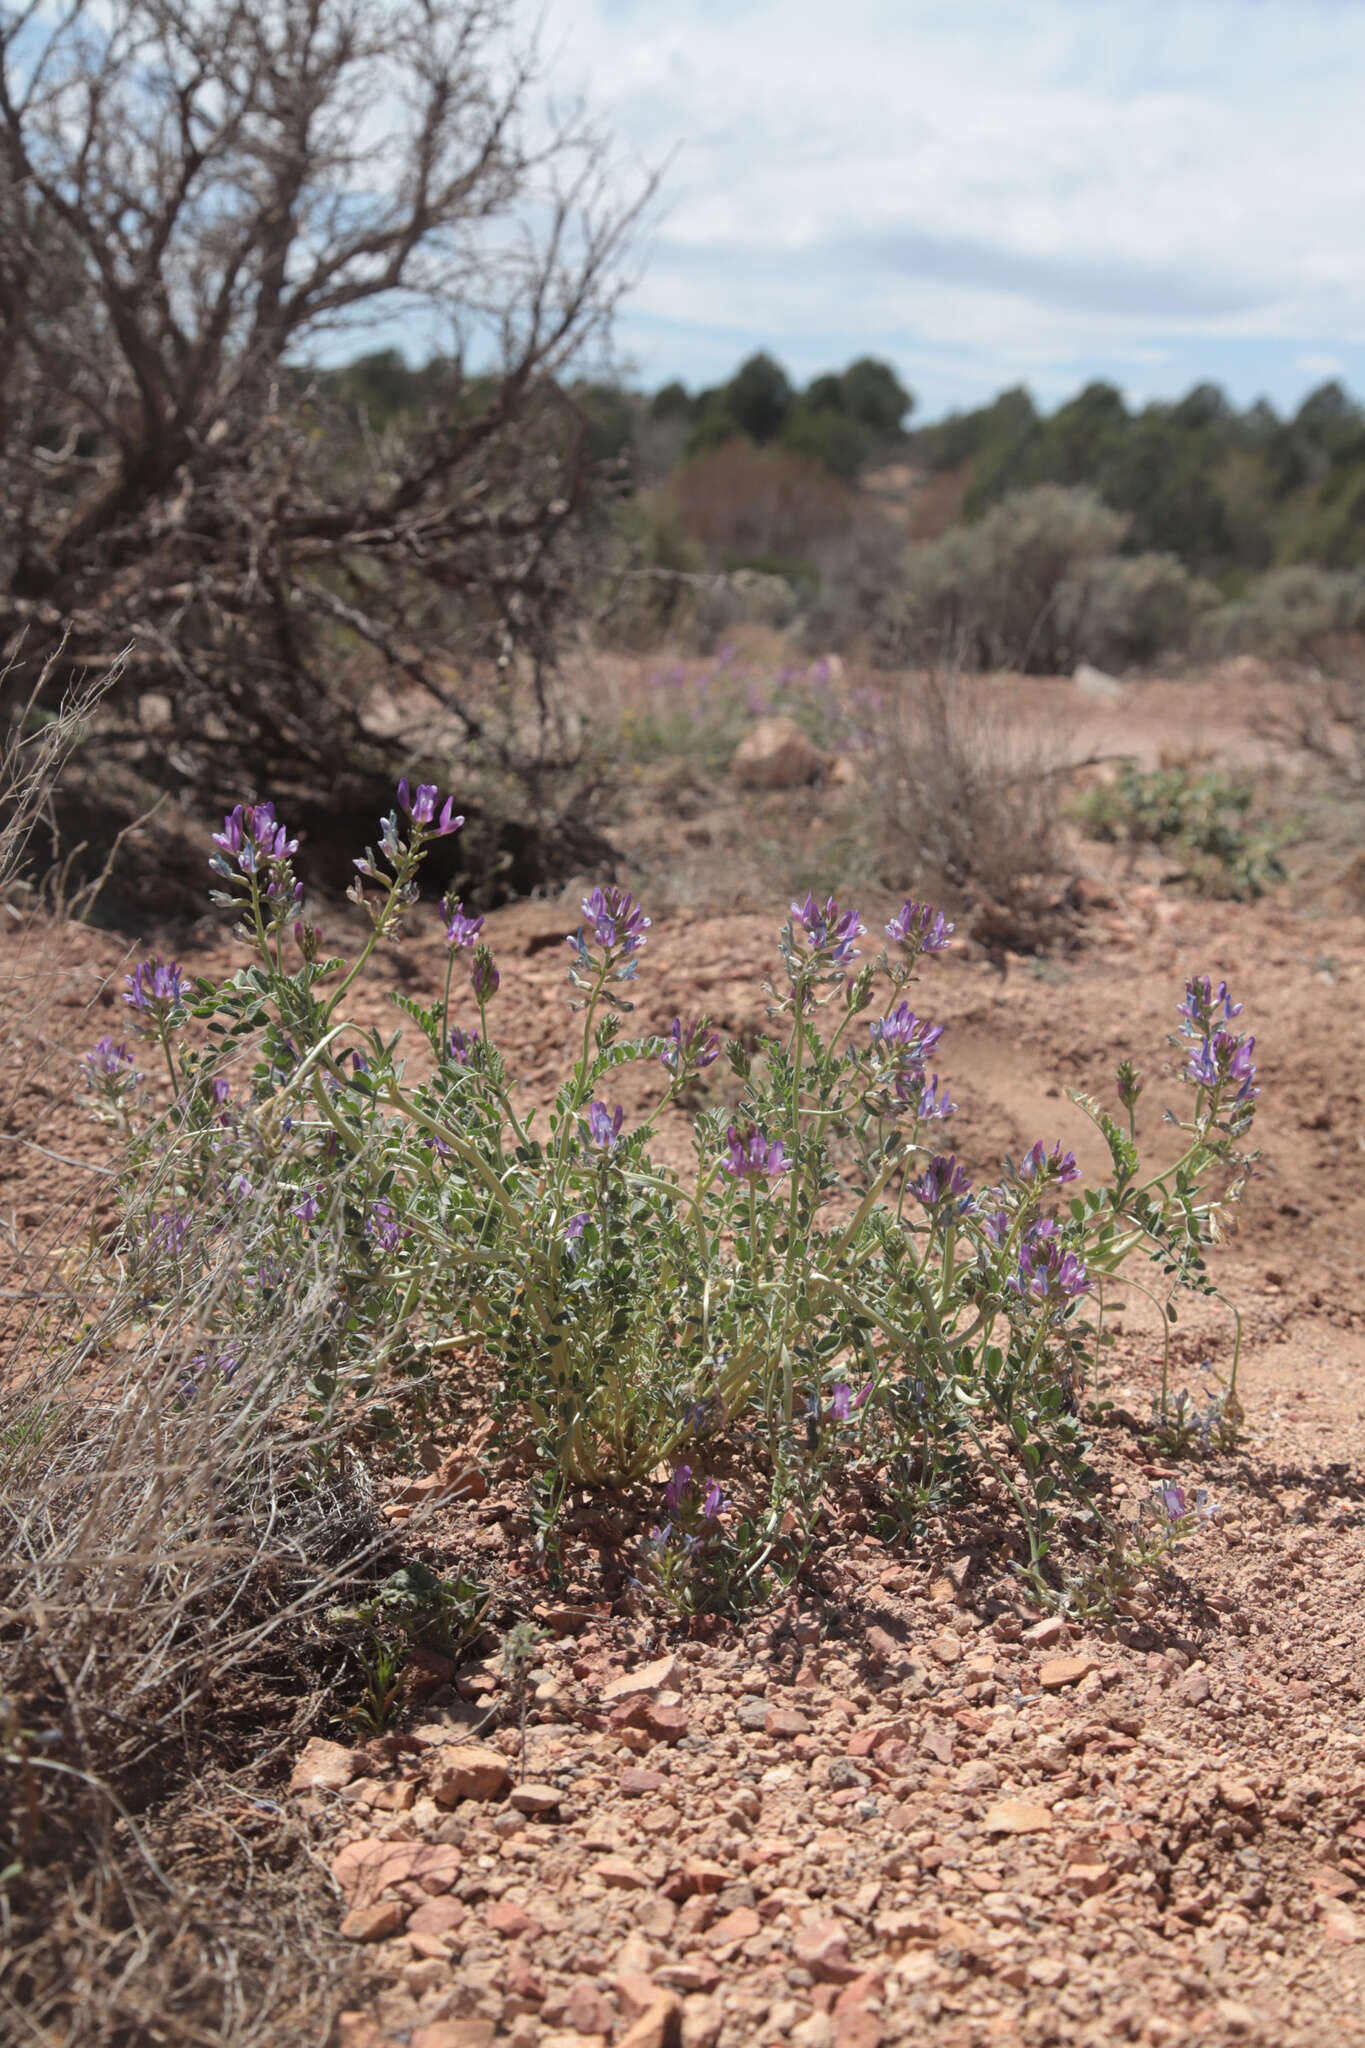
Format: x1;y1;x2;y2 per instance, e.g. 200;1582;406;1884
4;873;1364;2048
3;674;1363;2048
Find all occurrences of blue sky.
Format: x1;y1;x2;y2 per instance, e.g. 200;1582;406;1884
516;0;1365;421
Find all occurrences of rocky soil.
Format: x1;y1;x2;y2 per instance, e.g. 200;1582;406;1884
3;678;1363;2048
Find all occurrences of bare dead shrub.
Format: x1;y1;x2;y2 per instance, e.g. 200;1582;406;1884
0;0;653;905
862;661;1083;955
667;440;857;564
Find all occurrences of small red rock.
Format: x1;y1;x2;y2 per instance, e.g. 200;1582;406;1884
929;1634;963;1666
596;1854;652;1889
766;1706;811;1738
1039;1655;1096;1690
707;1906;761;1946
621;1768;667;1797
340;1899;405;1941
289;1736;361;1793
645;1702;690;1744
487;1899;541;1938
793;1918;861;1983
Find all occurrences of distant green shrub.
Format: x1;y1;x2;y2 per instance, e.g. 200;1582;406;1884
893;485;1126;671
1064;553;1217;668
1199;565;1365;659
1076;762;1290;900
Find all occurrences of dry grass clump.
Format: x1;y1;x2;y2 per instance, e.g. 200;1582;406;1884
0;713;394;2043
861;662;1083;956
0;1156;394;2043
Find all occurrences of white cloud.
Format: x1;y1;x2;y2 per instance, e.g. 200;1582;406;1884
519;0;1365;412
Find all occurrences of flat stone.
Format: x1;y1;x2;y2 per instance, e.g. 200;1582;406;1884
1022;1617;1069;1648
792;1918;861;1983
340;1899;404;1941
707;1906;761;1946
621;1768;667;1797
929;1634;963;1666
331;1837;461;1908
982;1799;1054;1835
1039;1656;1096;1690
428;1744;510;1805
413;2026;497;2048
766;1707;811;1738
736;1697;769;1732
407;1896;467;1938
602;1655;677;1703
596;1855;653;1889
509;1781;561;1816
487;1899;541;1938
645;1702;690;1744
289;1736;362;1793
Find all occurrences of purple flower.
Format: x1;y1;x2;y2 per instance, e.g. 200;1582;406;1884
147;1210;189;1257
1020;1140;1080;1184
663;1464;693;1513
914;1074;956;1122
909;1154;973;1211
564;1210;589;1243
442;898;484;949
1178;976;1242;1036
828;1380;873;1422
585;1100;624;1151
83;1036;136;1083
470;945;499;1002
869;1005;945;1058
293;1192;321;1223
210;800;299;880
886;899;954;955
721;1123;790;1182
660;1015;720;1076
122;957;190;1018
211;1075;231;1108
447;1026;481;1066
576;885;651;960
982;1207;1010;1246
701;1478;728;1519
366;1198;405;1252
1010;1222;1090;1306
790;893;865;967
396;780;463;836
1186;1030;1258;1103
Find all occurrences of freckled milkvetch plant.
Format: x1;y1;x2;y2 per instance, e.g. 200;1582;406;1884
84;787;1259;1602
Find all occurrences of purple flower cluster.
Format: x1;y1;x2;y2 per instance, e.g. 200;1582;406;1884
790;893;865;967
1155;1482;1218;1523
1009;1219;1089;1306
885;898;954;956
721;1123;789;1182
293;1191;321;1224
447;1025;481;1066
585;1100;624;1151
442;897;484;949
211;800;299;881
397;780;463;836
123;957;191;1020
660;1015;720;1078
1178;977;1257;1104
909;1153;973;1213
564;1210;590;1244
366;1198;406;1252
1020;1139;1080;1185
662;1465;727;1519
577;885;651;959
869;1004;945;1058
913;1074;956;1122
83;1036;136;1085
469;945;499;1003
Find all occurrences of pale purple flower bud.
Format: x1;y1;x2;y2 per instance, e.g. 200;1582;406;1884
470;945;499;1002
909;1153;973;1211
564;1210;589;1243
886;898;954;955
585;1100;624;1150
721;1123;790;1182
791;893;865;966
701;1479;727;1519
661;1014;721;1076
663;1465;693;1513
442;898;484;949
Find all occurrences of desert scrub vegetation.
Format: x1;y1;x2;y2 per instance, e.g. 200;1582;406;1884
71;785;1262;1623
1075;762;1292;901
